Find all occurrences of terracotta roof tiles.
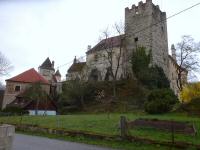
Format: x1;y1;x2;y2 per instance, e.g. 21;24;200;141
6;68;49;84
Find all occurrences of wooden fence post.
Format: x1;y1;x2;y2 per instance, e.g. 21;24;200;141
120;116;127;139
171;120;175;145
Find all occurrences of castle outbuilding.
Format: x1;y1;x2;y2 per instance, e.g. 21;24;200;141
2;68;50;109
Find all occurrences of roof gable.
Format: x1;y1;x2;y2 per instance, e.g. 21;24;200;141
6;68;49;84
55;70;61;76
68;62;86;73
86;35;124;54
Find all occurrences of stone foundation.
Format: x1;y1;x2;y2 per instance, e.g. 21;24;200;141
0;124;15;150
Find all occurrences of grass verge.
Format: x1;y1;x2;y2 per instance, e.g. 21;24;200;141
16;130;180;150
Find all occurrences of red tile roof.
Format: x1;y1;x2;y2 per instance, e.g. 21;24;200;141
6;68;49;84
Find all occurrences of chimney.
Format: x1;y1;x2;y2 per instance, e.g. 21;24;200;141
171;44;176;61
73;56;77;64
87;45;92;51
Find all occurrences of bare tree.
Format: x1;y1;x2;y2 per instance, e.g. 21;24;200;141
101;23;125;100
0;51;12;76
175;35;200;91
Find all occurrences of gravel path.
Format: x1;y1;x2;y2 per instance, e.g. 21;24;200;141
12;134;116;150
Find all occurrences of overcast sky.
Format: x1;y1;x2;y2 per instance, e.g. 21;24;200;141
0;0;200;83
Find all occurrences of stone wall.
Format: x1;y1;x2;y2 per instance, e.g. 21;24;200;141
0;124;15;150
168;56;188;96
38;68;55;82
86;47;124;81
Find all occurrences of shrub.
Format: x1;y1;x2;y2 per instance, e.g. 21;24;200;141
59;106;80;114
132;47;170;89
181;83;200;103
145;89;178;114
118;79;148;109
179;97;200;115
58;80;97;111
1;106;29;115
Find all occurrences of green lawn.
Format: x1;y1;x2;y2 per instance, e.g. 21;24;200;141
0;113;199;148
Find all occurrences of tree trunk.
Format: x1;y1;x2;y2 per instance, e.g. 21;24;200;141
112;79;117;101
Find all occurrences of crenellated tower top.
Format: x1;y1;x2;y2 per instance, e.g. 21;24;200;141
125;0;166;18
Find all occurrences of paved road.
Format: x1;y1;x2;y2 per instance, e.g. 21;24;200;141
13;134;115;150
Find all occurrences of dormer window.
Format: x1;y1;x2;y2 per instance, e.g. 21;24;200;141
15;86;20;92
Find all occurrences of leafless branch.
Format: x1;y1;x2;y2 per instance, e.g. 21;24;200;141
175;35;200;91
0;51;13;76
101;22;125;99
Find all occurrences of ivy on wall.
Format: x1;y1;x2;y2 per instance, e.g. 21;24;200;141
132;47;170;89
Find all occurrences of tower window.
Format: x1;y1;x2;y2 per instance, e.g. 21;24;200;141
134;37;138;42
15;86;20;92
161;26;164;32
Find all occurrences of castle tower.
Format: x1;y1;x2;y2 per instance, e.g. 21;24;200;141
124;0;169;75
38;57;55;82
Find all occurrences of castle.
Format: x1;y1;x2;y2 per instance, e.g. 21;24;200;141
66;0;188;95
2;0;188;110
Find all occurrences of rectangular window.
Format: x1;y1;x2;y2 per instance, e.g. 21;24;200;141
7;85;13;93
15;86;20;92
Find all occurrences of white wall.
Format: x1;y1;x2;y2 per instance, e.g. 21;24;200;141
28;110;56;116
